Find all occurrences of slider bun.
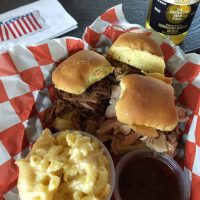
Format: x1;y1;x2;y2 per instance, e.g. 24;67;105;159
108;32;165;74
115;74;178;131
52;50;113;94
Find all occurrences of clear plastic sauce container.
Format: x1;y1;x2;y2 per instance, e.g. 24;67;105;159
114;149;190;200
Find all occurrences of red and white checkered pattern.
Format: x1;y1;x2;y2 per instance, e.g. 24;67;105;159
0;37;85;198
0;4;199;200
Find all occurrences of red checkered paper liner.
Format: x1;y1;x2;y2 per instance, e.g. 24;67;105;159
0;4;199;200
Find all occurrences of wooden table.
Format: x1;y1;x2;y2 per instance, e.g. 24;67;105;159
0;0;200;53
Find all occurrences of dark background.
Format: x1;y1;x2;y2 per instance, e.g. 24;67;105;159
0;0;200;53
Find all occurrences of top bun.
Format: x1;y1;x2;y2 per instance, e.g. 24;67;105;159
115;74;178;131
52;50;113;94
108;32;165;74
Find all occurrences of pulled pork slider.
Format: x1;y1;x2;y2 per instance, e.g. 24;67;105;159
52;49;113;94
97;74;186;156
46;50;115;133
116;74;178;134
107;32;165;78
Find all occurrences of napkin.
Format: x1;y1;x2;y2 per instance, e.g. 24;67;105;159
0;0;78;52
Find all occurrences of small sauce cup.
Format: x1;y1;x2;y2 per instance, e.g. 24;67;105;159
114;149;190;200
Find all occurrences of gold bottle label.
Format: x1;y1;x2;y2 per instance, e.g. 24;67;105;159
148;0;200;35
166;5;191;24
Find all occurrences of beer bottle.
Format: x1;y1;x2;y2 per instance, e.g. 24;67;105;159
146;0;200;45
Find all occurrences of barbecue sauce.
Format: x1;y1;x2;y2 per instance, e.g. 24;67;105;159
118;156;181;200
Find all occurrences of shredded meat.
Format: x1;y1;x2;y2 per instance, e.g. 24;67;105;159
97;118;132;135
107;57;143;78
45;99;74;130
44;52;189;155
56;74;116;110
106;85;121;118
141;130;180;157
45;55;144;135
96;117;142;154
96;81;189;155
45;75;115;133
96;116;181;155
98;101;188;155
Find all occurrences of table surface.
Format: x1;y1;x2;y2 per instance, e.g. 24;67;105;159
0;0;200;53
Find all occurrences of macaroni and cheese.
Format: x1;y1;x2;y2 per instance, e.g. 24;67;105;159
16;129;111;200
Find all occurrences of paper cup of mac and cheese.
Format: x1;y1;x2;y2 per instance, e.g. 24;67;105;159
16;129;115;200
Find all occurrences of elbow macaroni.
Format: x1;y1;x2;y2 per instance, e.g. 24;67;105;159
16;129;111;200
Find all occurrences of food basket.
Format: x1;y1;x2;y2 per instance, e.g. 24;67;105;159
0;4;199;200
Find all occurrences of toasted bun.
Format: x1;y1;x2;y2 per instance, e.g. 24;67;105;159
108;32;165;74
115;74;178;131
52;50;113;94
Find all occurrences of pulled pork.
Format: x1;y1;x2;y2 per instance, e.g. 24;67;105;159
96;118;144;154
96;84;189;155
57;75;116;112
45;55;142;134
96;116;184;156
107;57;143;78
45;75;116;133
44;54;189;156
